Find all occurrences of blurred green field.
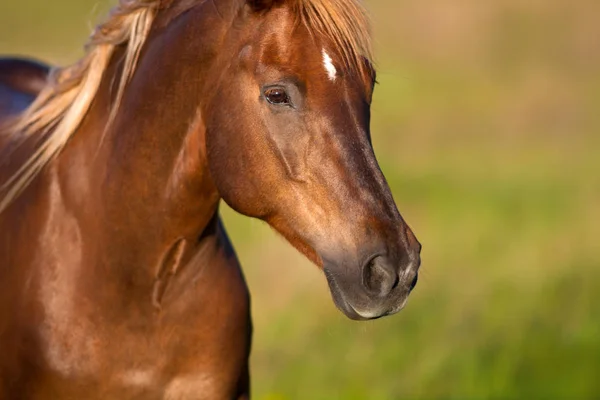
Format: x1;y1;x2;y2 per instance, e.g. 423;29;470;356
2;0;599;398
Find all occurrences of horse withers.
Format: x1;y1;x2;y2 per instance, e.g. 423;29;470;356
0;0;421;398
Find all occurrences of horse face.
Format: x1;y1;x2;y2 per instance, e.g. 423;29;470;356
205;3;421;320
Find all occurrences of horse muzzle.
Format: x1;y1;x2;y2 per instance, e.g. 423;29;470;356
323;252;420;321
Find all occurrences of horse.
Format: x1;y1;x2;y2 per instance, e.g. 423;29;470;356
0;0;421;398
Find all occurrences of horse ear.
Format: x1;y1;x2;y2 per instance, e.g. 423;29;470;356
247;0;284;12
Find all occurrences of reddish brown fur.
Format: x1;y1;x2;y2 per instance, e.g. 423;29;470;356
0;0;420;398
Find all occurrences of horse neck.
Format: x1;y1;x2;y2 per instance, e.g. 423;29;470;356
55;1;240;268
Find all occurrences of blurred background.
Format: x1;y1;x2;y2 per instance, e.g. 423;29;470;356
1;0;599;398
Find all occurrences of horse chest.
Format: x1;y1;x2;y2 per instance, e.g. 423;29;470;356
31;257;250;399
34;302;249;399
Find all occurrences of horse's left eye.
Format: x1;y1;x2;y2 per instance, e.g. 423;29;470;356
264;88;290;105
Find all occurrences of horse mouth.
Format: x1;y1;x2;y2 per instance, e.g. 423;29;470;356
323;267;413;321
323;268;381;321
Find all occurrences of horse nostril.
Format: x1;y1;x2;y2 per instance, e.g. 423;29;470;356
363;255;399;297
409;273;418;291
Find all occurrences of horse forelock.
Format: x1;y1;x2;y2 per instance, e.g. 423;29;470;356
0;0;372;213
293;0;372;75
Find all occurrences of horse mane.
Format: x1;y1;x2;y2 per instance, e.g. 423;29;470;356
0;0;372;213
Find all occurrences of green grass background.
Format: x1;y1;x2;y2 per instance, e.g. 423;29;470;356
2;0;599;398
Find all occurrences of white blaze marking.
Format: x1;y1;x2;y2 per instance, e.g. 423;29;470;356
322;49;337;81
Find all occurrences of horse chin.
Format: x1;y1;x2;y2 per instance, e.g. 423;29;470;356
323;268;376;321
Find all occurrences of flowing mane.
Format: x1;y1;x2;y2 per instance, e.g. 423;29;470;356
0;0;372;213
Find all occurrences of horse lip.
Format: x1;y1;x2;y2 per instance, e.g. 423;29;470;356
324;267;375;321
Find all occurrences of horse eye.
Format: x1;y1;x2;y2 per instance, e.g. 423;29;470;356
264;88;290;105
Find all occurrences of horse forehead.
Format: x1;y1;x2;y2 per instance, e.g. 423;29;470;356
252;38;329;81
322;49;337;81
252;9;323;66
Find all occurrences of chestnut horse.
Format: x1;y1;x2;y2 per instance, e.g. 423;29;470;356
0;0;421;398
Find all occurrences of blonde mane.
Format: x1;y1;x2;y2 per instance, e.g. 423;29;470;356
0;0;372;213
